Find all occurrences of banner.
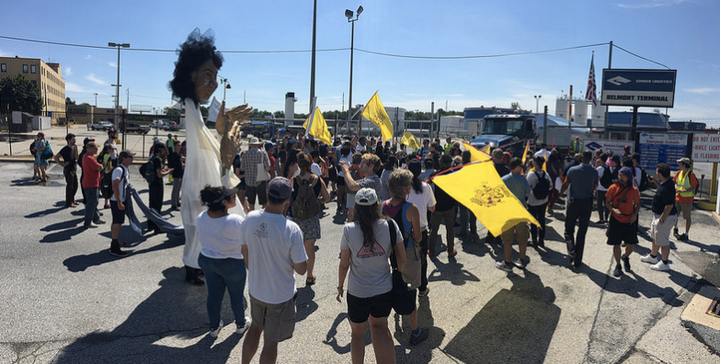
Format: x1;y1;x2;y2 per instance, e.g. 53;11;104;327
461;141;491;162
401;131;421;150
361;92;394;142
303;107;332;145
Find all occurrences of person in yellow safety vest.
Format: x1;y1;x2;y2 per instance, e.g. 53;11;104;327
673;157;698;241
571;137;582;154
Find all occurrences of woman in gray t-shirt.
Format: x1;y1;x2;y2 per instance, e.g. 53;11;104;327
337;188;405;364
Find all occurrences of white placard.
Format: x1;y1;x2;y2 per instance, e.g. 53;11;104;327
692;133;720;163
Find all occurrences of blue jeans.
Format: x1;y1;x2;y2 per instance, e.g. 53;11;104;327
458;204;477;234
83;187;100;226
198;254;248;328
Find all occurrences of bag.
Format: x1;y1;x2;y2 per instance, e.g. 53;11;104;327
256;162;271;182
638;167;649;191
139;156;158;184
30;141;36;157
291;175;321;220
101;167;127;199
387;219;416;315
41;142;53;160
599;165;613;189
532;171;550;200
386;201;421;289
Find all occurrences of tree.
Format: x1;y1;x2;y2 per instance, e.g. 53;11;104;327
66;97;76;105
0;75;43;114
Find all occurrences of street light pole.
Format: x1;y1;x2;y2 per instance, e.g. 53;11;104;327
345;5;363;135
310;0;317;115
108;42;130;130
534;95;542;113
93;92;98;123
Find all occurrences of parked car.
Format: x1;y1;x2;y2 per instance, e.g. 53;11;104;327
120;122;150;134
87;121;115;131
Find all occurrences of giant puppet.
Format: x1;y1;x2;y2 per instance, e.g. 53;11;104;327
169;29;252;285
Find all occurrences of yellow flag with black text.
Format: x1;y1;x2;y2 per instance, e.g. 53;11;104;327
401;131;421;150
432;161;539;236
361;92;394;142
303;107;332;145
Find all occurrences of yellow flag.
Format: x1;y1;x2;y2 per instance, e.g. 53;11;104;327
361;92;394;142
461;141;491;162
521;139;530;164
432;161;540;236
401;131;421;150
303;107;332;145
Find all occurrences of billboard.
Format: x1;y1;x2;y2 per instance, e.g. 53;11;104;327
601;69;677;108
638;132;689;171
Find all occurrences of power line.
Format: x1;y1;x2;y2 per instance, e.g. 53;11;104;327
612;44;671;69
355;42;609;60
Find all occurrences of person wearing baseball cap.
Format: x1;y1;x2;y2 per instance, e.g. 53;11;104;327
108;150;135;257
241;176;307;359
81;141;106;228
240;137;271;211
672;157;698;241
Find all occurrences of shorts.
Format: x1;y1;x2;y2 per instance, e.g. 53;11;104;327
606;216;637;246
236;179;247;191
250;294;296;343
110;200;125;224
336;175;346;186
650;214;676;247
676;202;692;220
246;181;267;205
347;193;356;208
347;290;392;323
500;222;529;245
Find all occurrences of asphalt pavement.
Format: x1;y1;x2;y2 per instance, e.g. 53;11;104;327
1;126;720;363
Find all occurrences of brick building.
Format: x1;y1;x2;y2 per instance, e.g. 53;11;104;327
0;56;66;125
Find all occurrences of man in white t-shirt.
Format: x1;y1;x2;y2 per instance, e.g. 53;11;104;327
109;150;134;257
241;177;307;364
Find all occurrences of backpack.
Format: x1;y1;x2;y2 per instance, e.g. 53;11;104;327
638;167;649;191
139;156;158;184
30;141;36;157
532;171;550;200
291;175;322;220
41;141;53;160
101;166;126;199
599;165;613;189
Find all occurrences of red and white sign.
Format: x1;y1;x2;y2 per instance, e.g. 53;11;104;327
692;133;720;163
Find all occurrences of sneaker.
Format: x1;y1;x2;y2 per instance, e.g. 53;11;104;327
678;233;689;241
236;317;251;335
640;254;660;264
109;249;129;257
596;219;605;224
512;258;527;269
104;203;110;209
622;254;631;272
495;261;513;272
651;260;670;272
409;328;429;345
209;320;224;338
85;223;98;229
613;264;623;277
448;249;457;257
418;287;430;297
94;219;106;225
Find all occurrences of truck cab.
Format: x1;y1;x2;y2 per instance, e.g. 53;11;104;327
471;114;536;156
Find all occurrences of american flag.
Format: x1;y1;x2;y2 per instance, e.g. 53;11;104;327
586;53;598;106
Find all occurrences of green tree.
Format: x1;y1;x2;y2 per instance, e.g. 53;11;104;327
164;107;182;118
66;97;76;105
0;75;43;114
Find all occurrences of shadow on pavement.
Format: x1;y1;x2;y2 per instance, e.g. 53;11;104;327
583;261;686;307
25;202;66;218
53;267;242;364
322;312;356;355
296;285;318;322
443;269;559;363
427;258;480;286
63;234;183;272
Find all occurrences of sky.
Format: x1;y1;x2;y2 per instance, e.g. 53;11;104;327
1;0;718;126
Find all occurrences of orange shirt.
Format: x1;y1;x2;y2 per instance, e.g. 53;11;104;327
673;170;698;203
605;184;640;224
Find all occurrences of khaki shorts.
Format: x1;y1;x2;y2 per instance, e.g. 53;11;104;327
250;294;296;343
675;202;692;220
501;222;530;245
650;214;677;247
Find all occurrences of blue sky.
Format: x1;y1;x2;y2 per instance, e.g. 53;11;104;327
1;0;717;126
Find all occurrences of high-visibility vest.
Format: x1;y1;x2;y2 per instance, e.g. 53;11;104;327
571;140;582;153
676;170;695;198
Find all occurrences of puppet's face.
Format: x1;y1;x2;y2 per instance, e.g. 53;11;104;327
191;59;218;102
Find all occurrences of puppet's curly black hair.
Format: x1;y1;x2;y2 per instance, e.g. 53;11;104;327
168;28;223;106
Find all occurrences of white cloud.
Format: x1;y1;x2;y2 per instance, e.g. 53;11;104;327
85;73;106;86
66;82;90;93
84;55;93;60
617;0;688;9
0;48;12;57
108;62;117;68
64;67;73;76
685;88;719;95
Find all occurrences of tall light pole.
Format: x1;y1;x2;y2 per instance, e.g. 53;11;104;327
219;77;231;101
534;95;542;113
108;42;130;129
309;0;317;115
345;5;363;134
93;92;98;123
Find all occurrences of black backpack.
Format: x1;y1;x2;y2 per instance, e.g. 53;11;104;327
290;175;322;220
139;156;158;184
532;171;550;200
638;167;650;191
101;166;126;199
599;165;613;189
30;141;36;157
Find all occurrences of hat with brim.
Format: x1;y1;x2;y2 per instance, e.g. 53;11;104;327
212;186;239;204
355;188;378;206
677;157;691;166
249;137;262;145
119;150;136;159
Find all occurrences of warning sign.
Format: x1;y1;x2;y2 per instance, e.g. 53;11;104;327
692;133;720;163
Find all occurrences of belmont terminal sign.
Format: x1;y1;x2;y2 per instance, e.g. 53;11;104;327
601;69;677;108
